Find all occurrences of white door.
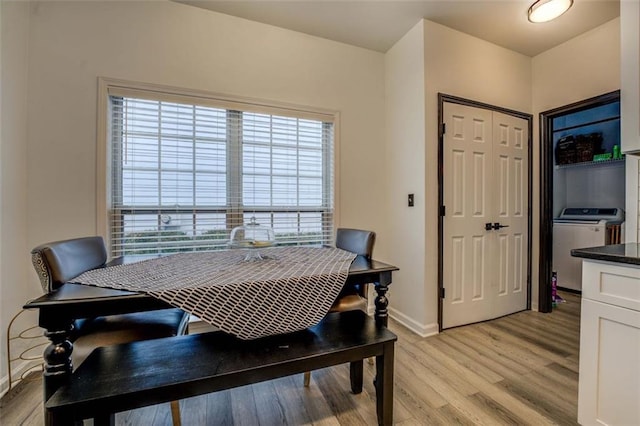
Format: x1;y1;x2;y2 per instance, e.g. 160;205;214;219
442;103;528;329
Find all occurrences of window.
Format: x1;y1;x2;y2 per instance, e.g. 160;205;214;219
103;82;336;256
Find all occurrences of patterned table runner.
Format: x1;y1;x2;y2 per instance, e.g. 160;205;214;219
73;247;356;339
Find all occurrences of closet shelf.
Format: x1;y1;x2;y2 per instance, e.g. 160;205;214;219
555;157;625;169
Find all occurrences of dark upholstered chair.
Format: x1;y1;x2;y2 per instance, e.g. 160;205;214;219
31;236;189;425
328;228;375;312
303;228;376;387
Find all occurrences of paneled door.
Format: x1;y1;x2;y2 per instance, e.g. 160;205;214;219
442;102;528;329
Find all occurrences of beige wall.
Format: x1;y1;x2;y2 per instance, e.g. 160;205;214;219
1;0;386;386
532;17;621;308
620;1;640;242
384;21;429;333
532;18;620;113
385;18;619;330
423;20;532;324
25;1;387;261
384;19;532;334
2;2;626;375
0;0;35;393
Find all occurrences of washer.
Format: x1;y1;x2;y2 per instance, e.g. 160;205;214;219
553;208;624;291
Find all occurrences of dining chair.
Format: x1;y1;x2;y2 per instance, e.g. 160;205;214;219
30;236;189;426
303;228;376;387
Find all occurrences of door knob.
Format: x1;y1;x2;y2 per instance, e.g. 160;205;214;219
485;223;493;231
492;222;509;230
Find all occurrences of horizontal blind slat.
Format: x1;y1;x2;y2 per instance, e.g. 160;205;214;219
109;91;335;256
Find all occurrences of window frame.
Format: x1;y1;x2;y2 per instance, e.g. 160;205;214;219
97;77;341;256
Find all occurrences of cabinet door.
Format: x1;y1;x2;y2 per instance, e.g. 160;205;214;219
578;298;640;426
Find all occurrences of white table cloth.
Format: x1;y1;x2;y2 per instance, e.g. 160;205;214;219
74;246;356;339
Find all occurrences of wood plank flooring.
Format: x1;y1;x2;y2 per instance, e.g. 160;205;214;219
0;292;580;425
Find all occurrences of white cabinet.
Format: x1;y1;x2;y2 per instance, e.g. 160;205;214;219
621;0;640;153
622;0;640;240
578;260;640;426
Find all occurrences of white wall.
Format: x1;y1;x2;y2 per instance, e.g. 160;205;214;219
384;19;531;334
423;20;532;323
386;18;619;327
532;17;621;307
532;18;620;114
24;1;387;269
0;0;35;395
0;0;386;388
384;21;430;334
563;165;625;210
620;1;640;242
5;1;627;368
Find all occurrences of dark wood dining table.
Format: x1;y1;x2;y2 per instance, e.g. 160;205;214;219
23;253;398;415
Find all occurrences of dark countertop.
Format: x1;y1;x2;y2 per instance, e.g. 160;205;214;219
571;243;640;266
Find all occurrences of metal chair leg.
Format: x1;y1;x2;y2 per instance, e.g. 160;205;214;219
303;371;311;387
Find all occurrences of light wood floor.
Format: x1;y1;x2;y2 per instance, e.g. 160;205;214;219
1;292;580;425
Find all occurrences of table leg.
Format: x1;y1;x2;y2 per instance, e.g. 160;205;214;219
375;341;395;426
42;322;74;426
94;414;116;426
349;360;363;394
374;271;392;327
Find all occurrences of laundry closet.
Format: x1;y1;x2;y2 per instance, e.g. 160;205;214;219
552;94;624;292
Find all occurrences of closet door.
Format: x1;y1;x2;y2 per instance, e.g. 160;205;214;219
491;112;528;318
442;103;495;328
442;103;528;329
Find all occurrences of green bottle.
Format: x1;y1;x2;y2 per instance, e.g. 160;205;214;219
613;145;620;159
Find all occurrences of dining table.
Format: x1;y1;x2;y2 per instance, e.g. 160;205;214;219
23;250;398;411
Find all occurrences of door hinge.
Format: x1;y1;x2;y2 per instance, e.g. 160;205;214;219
440;205;446;217
440;287;445;299
441;123;446;135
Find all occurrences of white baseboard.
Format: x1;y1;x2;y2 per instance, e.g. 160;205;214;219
0;375;9;399
388;307;439;338
0;360;42;399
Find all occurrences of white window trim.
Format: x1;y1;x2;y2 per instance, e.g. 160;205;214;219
96;77;341;254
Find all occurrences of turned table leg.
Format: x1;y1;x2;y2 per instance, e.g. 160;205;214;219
42;321;74;426
374;271;392;327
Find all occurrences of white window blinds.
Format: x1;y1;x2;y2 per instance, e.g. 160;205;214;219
108;91;335;256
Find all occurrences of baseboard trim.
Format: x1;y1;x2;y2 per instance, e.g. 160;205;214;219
0;374;9;399
389;307;439;338
0;360;42;399
189;308;439;341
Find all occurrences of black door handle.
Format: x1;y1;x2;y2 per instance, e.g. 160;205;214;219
485;223;493;231
492;222;509;230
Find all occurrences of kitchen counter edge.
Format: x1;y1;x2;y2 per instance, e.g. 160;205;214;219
571;243;640;266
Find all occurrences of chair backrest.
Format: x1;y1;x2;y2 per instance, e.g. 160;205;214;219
336;228;375;259
31;236;107;292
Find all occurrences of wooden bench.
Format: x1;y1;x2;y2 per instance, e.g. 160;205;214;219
45;310;397;425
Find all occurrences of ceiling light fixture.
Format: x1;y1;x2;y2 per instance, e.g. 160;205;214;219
528;0;573;23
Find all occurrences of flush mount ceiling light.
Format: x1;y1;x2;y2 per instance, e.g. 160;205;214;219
528;0;573;23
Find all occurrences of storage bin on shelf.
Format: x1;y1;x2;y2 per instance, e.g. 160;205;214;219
555;135;577;165
575;132;603;163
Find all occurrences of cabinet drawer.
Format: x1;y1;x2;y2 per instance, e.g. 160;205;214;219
582;260;640;311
